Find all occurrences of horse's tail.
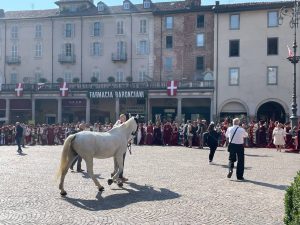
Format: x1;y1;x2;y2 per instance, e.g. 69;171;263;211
55;134;76;181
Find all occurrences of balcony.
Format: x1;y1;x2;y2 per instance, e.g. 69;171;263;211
111;53;127;62
58;54;76;64
6;56;21;65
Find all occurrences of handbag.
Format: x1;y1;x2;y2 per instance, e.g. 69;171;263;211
227;127;239;152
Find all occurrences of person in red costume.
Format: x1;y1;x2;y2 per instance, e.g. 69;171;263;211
267;120;275;148
163;121;172;146
171;122;179;146
145;121;154;145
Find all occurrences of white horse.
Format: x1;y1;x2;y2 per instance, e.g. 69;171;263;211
56;117;138;196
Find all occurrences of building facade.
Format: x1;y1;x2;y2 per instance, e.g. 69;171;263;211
214;1;300;123
0;0;215;124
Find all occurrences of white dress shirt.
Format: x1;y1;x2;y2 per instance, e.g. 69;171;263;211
225;125;248;144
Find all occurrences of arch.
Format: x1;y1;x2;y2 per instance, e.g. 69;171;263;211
219;99;249;114
219;99;249;122
256;99;287;123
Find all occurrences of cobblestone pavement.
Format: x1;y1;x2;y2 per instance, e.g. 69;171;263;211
0;145;299;225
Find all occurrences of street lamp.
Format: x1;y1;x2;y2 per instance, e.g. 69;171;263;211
278;0;300;129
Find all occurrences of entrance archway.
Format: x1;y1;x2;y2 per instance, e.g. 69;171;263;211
257;101;286;123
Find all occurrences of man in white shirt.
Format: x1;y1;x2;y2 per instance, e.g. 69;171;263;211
225;118;248;180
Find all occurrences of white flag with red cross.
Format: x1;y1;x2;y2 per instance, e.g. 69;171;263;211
167;80;178;96
15;83;24;97
59;82;69;97
287;45;294;57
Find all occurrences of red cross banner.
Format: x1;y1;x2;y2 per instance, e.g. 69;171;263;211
15;83;24;97
60;82;69;97
167;80;178;96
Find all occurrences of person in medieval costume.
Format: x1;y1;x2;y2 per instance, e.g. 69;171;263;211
153;122;163;145
163;121;172;146
267;120;276;148
171;122;179;146
145;121;154;145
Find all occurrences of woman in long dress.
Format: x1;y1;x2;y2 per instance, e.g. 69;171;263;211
272;123;286;152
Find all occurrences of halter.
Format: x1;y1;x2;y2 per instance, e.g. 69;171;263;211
131;117;139;136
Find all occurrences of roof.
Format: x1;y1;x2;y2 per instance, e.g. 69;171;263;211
0;1;295;19
214;1;294;13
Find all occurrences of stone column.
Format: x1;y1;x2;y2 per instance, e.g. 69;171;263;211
210;97;214;122
57;98;62;124
146;97;151;122
5;99;10;124
32;98;35;122
177;97;182;123
115;98;120;121
86;98;90;123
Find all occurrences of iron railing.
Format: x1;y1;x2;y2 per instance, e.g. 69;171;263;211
6;56;21;65
0;80;214;92
58;54;76;64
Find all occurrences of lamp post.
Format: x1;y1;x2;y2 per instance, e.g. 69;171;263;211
279;0;300;129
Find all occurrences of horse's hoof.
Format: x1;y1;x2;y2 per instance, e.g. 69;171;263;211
99;186;105;192
60;191;67;196
117;182;123;187
108;179;113;185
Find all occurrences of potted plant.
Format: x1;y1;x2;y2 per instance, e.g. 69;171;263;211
91;76;98;83
107;76;115;83
39;77;47;83
72;77;80;83
126;76;133;82
56;77;64;83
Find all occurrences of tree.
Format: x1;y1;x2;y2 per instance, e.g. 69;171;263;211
107;76;115;83
126;76;133;82
91;76;98;83
39;77;47;83
72;77;80;83
56;77;64;83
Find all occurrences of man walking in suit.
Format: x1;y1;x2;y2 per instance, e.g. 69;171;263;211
15;122;23;153
225;118;248;180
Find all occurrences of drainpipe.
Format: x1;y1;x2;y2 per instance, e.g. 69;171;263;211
4;20;6;84
51;17;54;84
130;13;133;80
160;15;163;83
215;2;219;122
81;16;83;86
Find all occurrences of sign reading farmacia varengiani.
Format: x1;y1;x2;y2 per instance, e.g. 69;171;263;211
88;90;145;99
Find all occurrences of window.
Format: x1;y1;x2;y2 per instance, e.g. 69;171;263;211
144;0;151;8
137;40;148;55
267;37;278;55
12;45;18;57
196;34;204;47
197;15;204;28
65;23;74;38
268;11;278;27
64;71;72;83
140;19;147;33
117;41;126;56
267;66;278;85
229;68;239;85
92;71;101;81
35;25;42;38
165;17;173;29
123;2;130;10
98;3;104;11
91;42;102;56
11;73;18;84
230;14;240;30
139;71;147;81
11;26;18;39
196;56;204;71
34;72;42;83
35;43;42;58
166;36;173;49
93;22;101;36
164;57;173;72
116;71;124;82
64;43;73;56
117;21;124;34
229;40;240;57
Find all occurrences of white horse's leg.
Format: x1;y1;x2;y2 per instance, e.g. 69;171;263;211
85;157;104;192
59;152;77;196
111;156;118;178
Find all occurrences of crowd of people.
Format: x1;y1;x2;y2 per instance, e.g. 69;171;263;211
0;118;299;152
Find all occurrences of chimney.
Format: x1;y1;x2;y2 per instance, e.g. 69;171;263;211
0;9;4;18
185;0;201;8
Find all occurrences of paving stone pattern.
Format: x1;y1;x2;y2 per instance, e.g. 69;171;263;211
0;145;299;225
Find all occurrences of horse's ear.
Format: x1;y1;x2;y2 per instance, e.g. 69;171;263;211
134;117;139;124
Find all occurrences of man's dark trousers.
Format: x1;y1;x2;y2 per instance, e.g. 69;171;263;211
228;143;245;179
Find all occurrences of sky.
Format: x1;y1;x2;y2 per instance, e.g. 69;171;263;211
0;0;285;11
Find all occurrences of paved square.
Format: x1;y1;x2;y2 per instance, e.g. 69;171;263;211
0;145;299;225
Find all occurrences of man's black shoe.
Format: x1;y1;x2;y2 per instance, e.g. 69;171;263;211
227;170;233;178
237;177;245;181
77;169;84;172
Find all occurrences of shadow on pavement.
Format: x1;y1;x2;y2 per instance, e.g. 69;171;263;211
238;179;288;191
213;163;252;170
245;154;272;157
62;182;180;211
